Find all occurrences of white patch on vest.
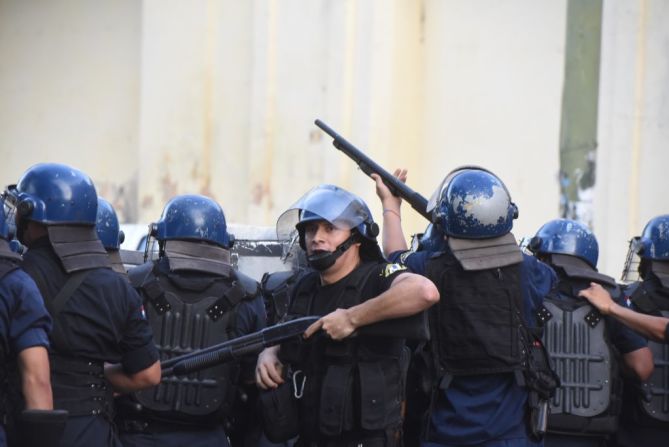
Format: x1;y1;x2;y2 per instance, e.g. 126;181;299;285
451;185;509;226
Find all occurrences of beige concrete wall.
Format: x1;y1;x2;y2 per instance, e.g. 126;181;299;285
596;0;669;277
0;0;141;221
1;0;666;274
419;0;566;244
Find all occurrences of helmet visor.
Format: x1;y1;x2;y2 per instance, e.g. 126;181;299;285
621;236;642;283
276;184;370;240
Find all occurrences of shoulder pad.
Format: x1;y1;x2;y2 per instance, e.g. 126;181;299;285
127;261;156;289
261;270;298;293
232;270;260;299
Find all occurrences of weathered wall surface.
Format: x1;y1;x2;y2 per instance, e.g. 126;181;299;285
0;0;666;275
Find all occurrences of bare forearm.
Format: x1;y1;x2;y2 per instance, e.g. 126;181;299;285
610;303;669;343
105;361;161;394
18;346;53;410
347;274;438;328
381;205;408;256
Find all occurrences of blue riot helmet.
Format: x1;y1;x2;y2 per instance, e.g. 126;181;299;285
96;197;125;251
277;184;382;270
4;163;98;226
528;219;599;269
412;223;447;253
637;215;669;261
0;198;9;240
152;194;232;249
426;166;518;239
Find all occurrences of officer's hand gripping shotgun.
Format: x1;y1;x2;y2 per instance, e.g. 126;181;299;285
160;316;319;377
314;119;432;222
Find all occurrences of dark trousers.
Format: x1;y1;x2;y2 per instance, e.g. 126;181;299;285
59;415;122;447
544;433;608;447
120;425;229;447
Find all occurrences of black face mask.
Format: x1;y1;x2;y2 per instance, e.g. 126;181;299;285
307;234;358;271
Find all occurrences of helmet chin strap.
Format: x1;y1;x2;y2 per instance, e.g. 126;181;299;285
307;233;358;271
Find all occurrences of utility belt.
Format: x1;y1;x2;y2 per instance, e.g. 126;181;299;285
115;397;226;431
50;355;112;417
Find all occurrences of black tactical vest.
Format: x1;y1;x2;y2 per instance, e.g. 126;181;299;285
424;249;525;376
261;268;307;325
627;277;669;425
284;262;408;441
128;259;257;423
538;273;621;435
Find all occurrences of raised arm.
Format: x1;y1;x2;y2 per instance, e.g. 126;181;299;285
579;282;669;343
372;170;409;256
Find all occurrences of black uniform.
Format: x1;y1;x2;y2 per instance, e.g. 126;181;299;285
0;242;52;447
278;261;409;447
539;267;648;447
616;273;669;447
117;254;266;447
21;237;158;447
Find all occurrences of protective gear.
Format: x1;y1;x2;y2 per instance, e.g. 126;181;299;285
0;199;21;262
277;184;383;269
153;194;232;249
426;166;518;239
530;220;623;436
425;249;525;376
261;269;305;324
637;215;669;261
96;197;126;274
96;197;125;251
625;280;669;424
4;163;98;226
4;164;110;273
125;257;258;423
529;218;599;269
621;215;669;283
413;223;447;253
538;282;622;435
0;198;11;240
282;263;408;442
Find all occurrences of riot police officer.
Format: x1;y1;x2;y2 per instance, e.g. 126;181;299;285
117;194;266;447
96;197;126;275
527;219;652;447
0;197;61;447
4;163;161;447
256;184;439;447
580;214;669;447
375;167;558;447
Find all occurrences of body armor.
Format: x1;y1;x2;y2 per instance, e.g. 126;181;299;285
128;259;257;423
627;277;669;425
283;262;408;441
539;269;621;435
425;248;525;376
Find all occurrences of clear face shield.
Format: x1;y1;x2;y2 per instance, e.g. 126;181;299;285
2;186;20;240
276;184;372;271
276;184;370;241
621;236;642;284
